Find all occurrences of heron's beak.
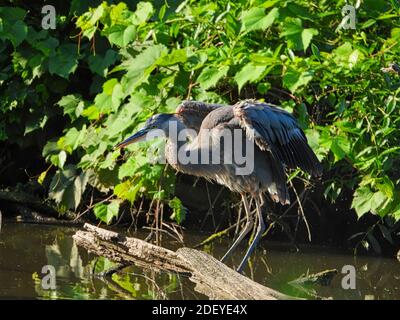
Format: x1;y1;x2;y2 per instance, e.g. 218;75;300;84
114;128;148;149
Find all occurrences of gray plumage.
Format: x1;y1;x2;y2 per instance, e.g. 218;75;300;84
116;99;322;272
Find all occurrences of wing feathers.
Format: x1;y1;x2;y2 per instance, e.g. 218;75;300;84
234;100;322;177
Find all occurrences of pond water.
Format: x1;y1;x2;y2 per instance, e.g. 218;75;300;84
0;222;399;300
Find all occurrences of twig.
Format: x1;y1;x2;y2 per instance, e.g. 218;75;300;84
129;198;143;233
127;271;167;300
143;225;183;243
290;180;312;242
194;216;247;248
74;194;114;221
234;202;243;238
371;41;398;57
270;87;300;103
200;184;218;230
161;221;184;243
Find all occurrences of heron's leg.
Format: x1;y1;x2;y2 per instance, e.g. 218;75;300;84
236;195;266;273
220;194;254;263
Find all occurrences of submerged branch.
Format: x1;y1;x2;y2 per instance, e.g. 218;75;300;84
0;189;82;225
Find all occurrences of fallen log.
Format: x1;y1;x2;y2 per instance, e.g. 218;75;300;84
74;223;190;274
0;189;83;225
8;204;83;226
0;189;58;215
73;223;296;300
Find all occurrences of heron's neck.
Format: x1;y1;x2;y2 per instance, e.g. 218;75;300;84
165;118;217;179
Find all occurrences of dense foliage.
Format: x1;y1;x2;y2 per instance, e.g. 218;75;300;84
1;1;399;249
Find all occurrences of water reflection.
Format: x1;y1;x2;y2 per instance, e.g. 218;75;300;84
0;223;202;299
0;223;399;300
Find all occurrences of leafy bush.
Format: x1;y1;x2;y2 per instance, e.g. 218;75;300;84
1;0;400;234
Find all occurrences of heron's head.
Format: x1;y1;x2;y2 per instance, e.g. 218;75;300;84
115;113;175;149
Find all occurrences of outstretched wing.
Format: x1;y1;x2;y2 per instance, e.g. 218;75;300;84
233;100;322;177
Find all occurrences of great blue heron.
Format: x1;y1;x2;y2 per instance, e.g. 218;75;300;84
115;100;322;272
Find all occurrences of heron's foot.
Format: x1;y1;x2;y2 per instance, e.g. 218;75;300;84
236;260;248;274
220;251;232;263
220;220;255;264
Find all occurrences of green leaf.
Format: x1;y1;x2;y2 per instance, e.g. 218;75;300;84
38;171;47;185
48;165;88;210
61;126;87;153
88;49;119;77
93;201;120;224
235;62;266;91
370;191;388;216
392;202;400;221
24;113;48;135
30;36;59;57
93;203;107;223
74;170;89;207
311;43;320;58
283;68;313;93
0;7;26;20
352;187;388;218
157;48;188;66
197;65;229;90
159;4;167;20
75;4;104;39
132;2;154;25
42;140;61;160
260;1;280;9
81;105;100;120
169;197;186;224
93;256;118;274
7;20;27;47
118;155;147;179
332;42;363;69
122;44;167;91
330;135;351;162
48;44;78;79
123;25;136;46
107;25;137;47
0;8;28;47
361;19;376;29
352;186;373;218
281;18;318;51
301;28;318;51
114;180;140;203
241;7;279;33
95;78;124;113
57;94;84;121
58;150;67;169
